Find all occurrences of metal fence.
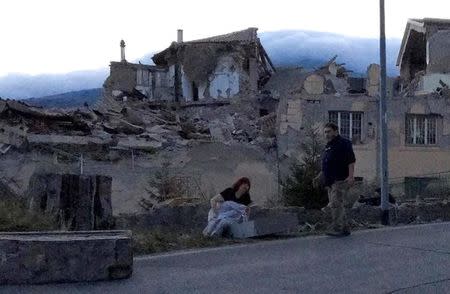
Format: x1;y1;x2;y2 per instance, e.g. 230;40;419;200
389;171;450;201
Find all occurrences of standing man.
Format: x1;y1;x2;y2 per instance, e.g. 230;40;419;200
314;122;356;237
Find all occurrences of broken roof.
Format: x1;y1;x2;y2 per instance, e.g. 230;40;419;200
185;27;258;44
397;18;450;66
152;27;275;72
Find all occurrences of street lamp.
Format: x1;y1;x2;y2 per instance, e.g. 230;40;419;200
379;0;389;225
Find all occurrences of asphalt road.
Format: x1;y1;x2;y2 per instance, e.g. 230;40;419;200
3;222;450;294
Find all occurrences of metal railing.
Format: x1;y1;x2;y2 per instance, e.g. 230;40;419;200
389;171;450;201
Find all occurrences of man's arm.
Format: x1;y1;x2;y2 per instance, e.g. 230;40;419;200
345;141;356;185
346;163;355;185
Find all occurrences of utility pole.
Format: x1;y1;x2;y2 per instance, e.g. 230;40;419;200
379;0;389;225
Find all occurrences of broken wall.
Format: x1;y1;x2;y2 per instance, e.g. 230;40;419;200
427;30;450;74
103;62;174;105
208;56;241;99
277;93;450;183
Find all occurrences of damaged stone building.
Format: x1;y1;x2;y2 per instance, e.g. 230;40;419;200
102;28;275;110
277;18;450;193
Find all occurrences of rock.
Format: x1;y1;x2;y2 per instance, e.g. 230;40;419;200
121;107;144;126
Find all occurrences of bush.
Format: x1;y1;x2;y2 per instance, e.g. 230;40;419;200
139;160;207;210
281;127;328;209
0;200;57;232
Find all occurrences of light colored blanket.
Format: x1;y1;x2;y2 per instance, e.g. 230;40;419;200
202;201;249;237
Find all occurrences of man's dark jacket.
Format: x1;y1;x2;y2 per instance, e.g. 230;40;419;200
321;135;356;187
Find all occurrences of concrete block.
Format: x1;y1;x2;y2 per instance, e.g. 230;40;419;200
0;231;133;285
229;213;299;239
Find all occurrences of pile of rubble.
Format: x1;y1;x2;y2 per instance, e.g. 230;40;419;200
0;95;277;158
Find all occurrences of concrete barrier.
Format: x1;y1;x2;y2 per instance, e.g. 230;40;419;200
0;230;133;285
229;213;299;238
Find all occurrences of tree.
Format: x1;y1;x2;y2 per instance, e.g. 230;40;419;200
281;126;328;209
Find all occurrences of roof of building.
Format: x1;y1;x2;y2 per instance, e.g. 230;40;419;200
263;67;308;95
186;27;258;44
152;27;275;74
410;18;450;25
397;18;450;66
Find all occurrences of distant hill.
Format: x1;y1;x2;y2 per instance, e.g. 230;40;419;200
24;88;102;108
0;69;108;99
0;30;402;100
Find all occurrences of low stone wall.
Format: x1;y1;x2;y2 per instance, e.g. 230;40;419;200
116;200;450;232
0;230;132;285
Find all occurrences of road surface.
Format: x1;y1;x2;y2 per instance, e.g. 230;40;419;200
3;222;450;293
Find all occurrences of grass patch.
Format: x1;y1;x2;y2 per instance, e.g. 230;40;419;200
0;200;57;232
132;227;254;255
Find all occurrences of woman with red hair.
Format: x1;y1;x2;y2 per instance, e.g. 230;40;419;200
210;177;253;212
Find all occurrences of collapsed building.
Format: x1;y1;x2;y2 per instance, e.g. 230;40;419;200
101;28;276;112
0;29;280;213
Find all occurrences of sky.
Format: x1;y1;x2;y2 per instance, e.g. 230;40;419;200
1;0;449;77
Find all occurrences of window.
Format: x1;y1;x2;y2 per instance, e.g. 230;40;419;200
329;111;363;143
405;114;437;145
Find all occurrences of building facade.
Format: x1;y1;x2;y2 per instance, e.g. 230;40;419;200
276;19;450;193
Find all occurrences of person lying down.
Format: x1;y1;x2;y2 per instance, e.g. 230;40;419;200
203;177;253;237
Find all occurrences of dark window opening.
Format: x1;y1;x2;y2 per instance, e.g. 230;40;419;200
259;109;269;117
39;192;47;211
347;77;366;94
192;82;199;101
404;30;427;82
